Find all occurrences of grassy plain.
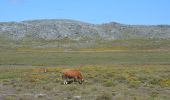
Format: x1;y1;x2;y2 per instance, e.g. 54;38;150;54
1;48;170;66
0;45;170;100
0;65;170;100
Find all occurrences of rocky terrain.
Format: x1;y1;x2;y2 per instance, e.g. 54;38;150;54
0;19;170;48
0;19;170;40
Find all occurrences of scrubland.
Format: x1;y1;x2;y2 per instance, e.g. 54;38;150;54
0;47;170;100
1;19;170;100
0;65;170;100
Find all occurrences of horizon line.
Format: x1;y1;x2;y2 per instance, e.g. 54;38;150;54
0;18;170;26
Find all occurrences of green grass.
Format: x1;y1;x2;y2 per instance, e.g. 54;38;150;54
0;38;170;99
0;49;170;66
0;65;170;100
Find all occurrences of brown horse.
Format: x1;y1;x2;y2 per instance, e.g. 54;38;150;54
62;69;84;84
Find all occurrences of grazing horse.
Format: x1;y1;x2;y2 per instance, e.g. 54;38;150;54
62;69;84;84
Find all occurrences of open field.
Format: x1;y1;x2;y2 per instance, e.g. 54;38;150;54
1;14;170;100
0;48;170;66
0;48;170;100
0;65;170;100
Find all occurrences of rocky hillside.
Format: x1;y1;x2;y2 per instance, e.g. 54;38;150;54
0;19;170;41
0;19;170;49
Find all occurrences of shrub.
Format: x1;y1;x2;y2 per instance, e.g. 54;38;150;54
149;78;161;86
114;75;127;83
128;80;141;88
127;76;141;88
4;94;17;100
63;85;79;92
103;80;116;87
159;79;170;87
96;92;112;100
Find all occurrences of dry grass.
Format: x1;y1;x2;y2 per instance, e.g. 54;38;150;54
0;65;170;100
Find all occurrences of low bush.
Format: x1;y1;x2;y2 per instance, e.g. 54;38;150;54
96;91;112;100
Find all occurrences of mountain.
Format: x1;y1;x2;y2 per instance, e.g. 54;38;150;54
0;19;170;49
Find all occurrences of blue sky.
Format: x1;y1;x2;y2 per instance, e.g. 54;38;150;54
0;0;170;24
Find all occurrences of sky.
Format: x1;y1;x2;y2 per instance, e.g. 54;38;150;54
0;0;170;25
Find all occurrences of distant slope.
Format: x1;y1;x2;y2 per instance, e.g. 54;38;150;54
0;19;102;41
0;19;170;49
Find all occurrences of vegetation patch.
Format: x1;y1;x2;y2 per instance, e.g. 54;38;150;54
0;65;170;99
